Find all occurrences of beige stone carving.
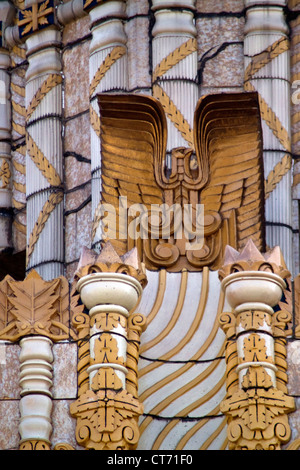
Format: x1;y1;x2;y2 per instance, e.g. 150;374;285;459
70;242;147;450
0;269;74;341
219;239;295;450
70;367;143;450
95;92;265;272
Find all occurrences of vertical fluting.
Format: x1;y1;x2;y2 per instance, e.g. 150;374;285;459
89;1;128;249
244;1;292;271
151;0;198;163
0;48;12;250
25;29;64;280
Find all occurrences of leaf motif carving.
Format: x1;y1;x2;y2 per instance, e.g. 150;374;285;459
0;270;73;341
7;272;59;333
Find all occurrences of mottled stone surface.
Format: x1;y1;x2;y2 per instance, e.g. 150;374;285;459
287;342;300;448
62;15;90;46
64;201;92;275
52;343;78;399
64;112;91;163
196;0;244;13
125;17;152;91
51;400;82;450
127;0;149;17
0;343;20;400
62;40;90;119
196;16;245;92
0;401;20;450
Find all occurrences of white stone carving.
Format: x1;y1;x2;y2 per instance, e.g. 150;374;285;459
18;336;54;445
25;29;64;280
77;272;142;389
244;1;292;272
221;270;286;387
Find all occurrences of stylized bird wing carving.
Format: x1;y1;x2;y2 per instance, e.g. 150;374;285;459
194;92;265;252
97;91;265;264
98;93;167;207
97;93;167;254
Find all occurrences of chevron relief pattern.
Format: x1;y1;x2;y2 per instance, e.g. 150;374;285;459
136;269;227;450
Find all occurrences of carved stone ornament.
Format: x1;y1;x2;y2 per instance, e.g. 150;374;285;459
93;92;265;272
17;0;56;39
0;269;74;342
219;239;295;450
70;242;147;450
70;367;143;450
74;242;147;289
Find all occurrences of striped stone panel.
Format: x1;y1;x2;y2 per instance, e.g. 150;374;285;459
136;269;228;450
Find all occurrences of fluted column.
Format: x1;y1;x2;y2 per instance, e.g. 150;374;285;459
151;0;198;164
87;1;128;248
0;47;12;250
24;25;64;280
70;243;147;450
18;336;53;450
244;0;292;271
0;2;15;251
219;240;295;450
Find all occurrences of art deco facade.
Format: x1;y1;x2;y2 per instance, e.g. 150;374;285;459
0;0;300;451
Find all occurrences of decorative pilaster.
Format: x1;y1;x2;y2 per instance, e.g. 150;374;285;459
151;0;198;159
87;1;128;248
219;239;295;450
70;242;147;450
244;0;293;272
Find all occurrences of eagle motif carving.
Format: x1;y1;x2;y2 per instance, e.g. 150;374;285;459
95;92;265;272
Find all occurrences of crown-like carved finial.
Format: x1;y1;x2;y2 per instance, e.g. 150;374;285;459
219;239;290;281
75;241;147;288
